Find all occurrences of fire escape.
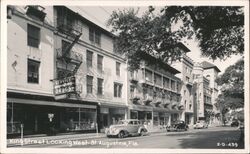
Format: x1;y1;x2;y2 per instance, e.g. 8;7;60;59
55;6;82;78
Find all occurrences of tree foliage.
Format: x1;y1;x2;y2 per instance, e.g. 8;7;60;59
215;58;244;124
216;58;244;102
107;6;244;70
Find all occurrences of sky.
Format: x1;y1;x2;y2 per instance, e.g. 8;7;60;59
74;6;243;74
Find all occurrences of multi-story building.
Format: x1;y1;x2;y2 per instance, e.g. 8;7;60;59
7;5;127;136
7;6;55;135
127;52;182;129
53;6;127;132
193;63;210;123
171;43;194;125
193;62;220;124
201;61;221;125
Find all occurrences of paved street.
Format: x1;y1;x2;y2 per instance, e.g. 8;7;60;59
8;126;244;149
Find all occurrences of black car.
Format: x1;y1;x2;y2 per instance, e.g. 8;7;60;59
231;120;239;127
166;120;189;132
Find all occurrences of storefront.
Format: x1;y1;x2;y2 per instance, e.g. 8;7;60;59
185;112;194;125
7;96;97;136
129;104;153;125
99;104;127;131
152;107;171;127
171;113;179;123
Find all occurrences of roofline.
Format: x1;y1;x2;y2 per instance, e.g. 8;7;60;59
203;66;221;72
140;52;181;74
176;42;190;53
64;6;117;38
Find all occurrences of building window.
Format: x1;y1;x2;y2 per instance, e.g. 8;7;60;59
163;77;170;89
185;100;187;108
130;86;135;98
89;28;101;45
154;73;162;86
97;55;103;72
86;50;93;67
27;59;40;83
114;83;122;98
171;80;176;91
184;90;186;96
145;69;153;82
186;76;190;82
27;24;40;48
189;104;192;110
86;75;93;94
97;78;104;95
177;82;180;92
116;62;121;76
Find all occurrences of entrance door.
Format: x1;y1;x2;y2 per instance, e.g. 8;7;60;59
101;114;108;128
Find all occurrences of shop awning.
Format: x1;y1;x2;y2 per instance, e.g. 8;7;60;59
8;98;97;109
129;104;153;112
99;101;127;108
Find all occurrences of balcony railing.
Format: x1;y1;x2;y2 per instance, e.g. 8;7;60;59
130;72;138;83
178;105;185;110
57;48;82;64
143;94;153;105
130;94;141;104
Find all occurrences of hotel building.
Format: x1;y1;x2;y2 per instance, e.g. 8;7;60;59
127;52;182;129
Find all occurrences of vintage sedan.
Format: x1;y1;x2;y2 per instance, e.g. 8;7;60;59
105;119;148;138
166;120;189;132
193;121;208;129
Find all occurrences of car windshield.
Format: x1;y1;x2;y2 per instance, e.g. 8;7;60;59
117;120;128;125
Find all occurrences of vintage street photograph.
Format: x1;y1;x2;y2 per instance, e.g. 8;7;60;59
1;0;249;153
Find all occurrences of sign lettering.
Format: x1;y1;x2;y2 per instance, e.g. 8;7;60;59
54;76;76;96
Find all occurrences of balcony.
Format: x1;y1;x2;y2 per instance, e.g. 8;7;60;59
143;95;153;105
153;97;162;107
130;72;138;83
26;5;46;22
130;95;141;104
163;98;171;105
139;78;154;86
57;48;82;65
178;105;185;110
56;17;82;37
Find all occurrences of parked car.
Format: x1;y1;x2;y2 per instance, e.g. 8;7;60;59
193;121;208;129
231;120;239;127
166;120;188;132
105;119;148;138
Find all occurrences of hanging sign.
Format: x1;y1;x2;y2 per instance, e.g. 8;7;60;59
54;76;76;96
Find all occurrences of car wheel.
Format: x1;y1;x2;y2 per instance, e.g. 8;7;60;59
118;131;125;138
140;129;146;136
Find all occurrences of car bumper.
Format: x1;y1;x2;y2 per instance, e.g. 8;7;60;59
105;130;119;136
